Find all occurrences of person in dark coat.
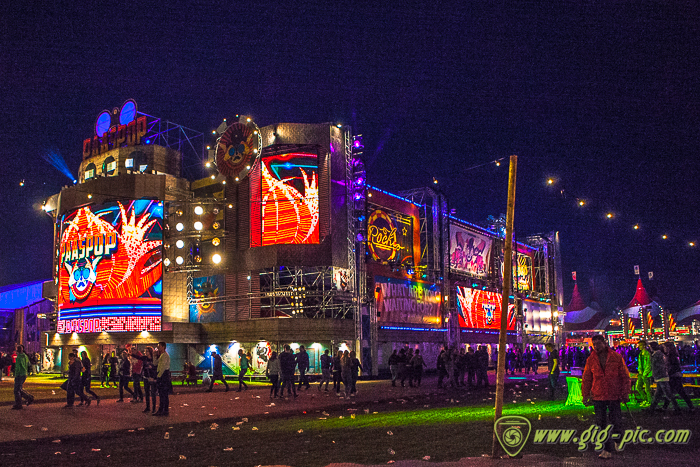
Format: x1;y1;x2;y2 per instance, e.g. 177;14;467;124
81;351;100;405
65;352;89;408
662;341;694;411
207;351;229;392
279;344;298;398
296;346;310;390
117;349;135;402
475;346;489;388
332;350;342;394
140;346;158;414
465;346;477;387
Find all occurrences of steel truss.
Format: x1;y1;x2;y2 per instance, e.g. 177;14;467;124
138;112;205;180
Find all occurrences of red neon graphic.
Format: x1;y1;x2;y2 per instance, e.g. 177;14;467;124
456;287;516;330
251;152;319;246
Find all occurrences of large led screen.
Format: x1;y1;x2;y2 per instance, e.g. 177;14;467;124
57;200;163;333
367;208;414;264
523;299;552;333
449;225;493;278
250;151;319;246
456;286;516;330
375;276;441;325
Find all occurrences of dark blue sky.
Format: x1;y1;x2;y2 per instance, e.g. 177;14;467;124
2;2;699;311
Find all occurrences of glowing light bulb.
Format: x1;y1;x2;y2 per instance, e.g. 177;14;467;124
495;161;500;166
194;221;203;230
176;240;185;249
175;256;184;265
247;118;251;122
547;178;554;185
633;224;639;230
163;258;171;267
87;194;92;199
176;222;184;231
212;237;220;246
205;161;211;168
578;200;585;207
212;254;222;264
210;175;216;179
662;235;668;240
606;213;613;219
194;206;204;215
690;242;696;247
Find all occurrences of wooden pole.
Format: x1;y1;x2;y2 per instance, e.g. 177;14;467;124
492;155;518;458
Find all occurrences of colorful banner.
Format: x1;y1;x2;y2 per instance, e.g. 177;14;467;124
515;251;534;292
449;225;493;278
332;267;352;292
189;275;225;323
523;299;552;333
456;286;516;330
367;208;414;264
57;200;163;333
374;276;441;325
251;151;319;246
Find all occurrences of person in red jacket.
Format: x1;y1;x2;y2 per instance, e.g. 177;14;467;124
581;334;631;459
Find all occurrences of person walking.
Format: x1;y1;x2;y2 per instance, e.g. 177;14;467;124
341;350;353;398
237;349;249;392
80;351;99;405
410;349;427;387
388;349;399;387
154;342;170;416
65;352;89;408
635;340;652;407
436;349;447;389
581;334;631;459
141;346;158;414
545;343;560;400
350;350;362;396
34;352;41;375
130;347;144;402
465;346;477;387
100;352;110;387
397;348;408;387
403;349;414;387
296;345;310;390
476;346;489;388
266;351;281;398
117;350;135;402
662;341;694;411
279;345;298;399
332;350;342;394
11;345;34;409
207;351;229;392
456;348;466;386
318;349;332;391
646;341;681;413
109;351;119;387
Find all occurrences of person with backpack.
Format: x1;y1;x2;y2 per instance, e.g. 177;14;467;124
266;351;281;398
410;349;427;387
207;351;229;392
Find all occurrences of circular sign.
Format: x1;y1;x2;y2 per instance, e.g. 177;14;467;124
215;121;261;179
95;111;111;137
367;209;403;262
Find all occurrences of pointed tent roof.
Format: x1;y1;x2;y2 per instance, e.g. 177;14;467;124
568;283;586;312
627;278;652;309
564;306;609;332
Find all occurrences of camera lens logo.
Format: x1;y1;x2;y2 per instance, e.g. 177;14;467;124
494;415;531;457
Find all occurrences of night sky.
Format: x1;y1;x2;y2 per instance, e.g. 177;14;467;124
2;2;699;312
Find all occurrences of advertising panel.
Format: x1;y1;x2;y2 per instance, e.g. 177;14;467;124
250;151;319;247
57;200;163;333
456;286;516;330
189;275;225;323
374;276;441;325
367;208;414;264
523;299;552;333
515;249;534;292
449;224;493;278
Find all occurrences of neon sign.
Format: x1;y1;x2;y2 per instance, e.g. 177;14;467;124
83;100;147;159
57;200;163;333
250;151;319;246
367;209;413;263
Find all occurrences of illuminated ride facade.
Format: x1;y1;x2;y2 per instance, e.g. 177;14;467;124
41;103;562;376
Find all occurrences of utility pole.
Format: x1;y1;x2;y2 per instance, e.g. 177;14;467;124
492;155;517;458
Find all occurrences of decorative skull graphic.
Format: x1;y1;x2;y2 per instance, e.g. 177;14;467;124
65;256;101;302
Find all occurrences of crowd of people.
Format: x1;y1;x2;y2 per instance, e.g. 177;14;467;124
1;349;41;380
